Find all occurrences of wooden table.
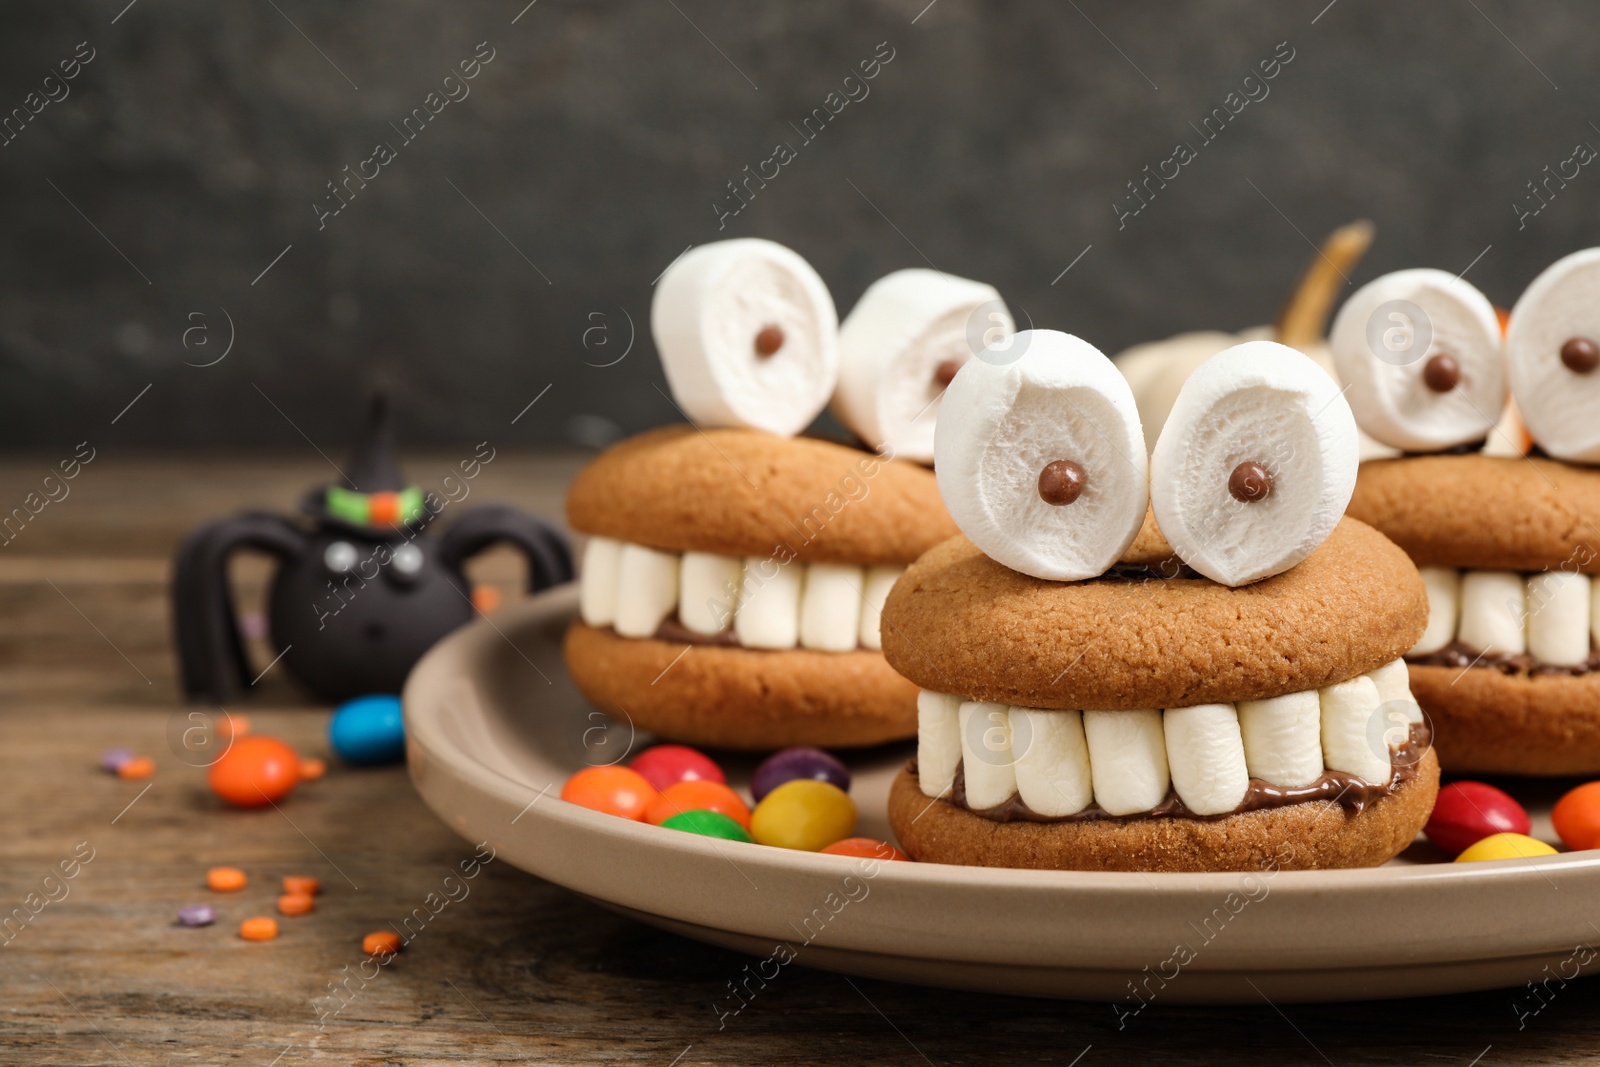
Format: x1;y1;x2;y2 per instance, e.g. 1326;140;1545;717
4;454;1598;1066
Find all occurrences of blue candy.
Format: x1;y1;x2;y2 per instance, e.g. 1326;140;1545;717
328;695;406;765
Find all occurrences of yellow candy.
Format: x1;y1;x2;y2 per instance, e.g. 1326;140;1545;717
749;780;857;851
1454;832;1559;863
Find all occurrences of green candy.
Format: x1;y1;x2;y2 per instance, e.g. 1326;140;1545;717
397;486;425;524
325;486;368;525
661;810;752;842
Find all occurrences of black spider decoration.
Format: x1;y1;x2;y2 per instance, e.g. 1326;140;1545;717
172;393;572;703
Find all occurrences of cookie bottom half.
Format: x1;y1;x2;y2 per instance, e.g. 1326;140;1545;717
1411;664;1600;774
563;622;918;750
887;753;1439;873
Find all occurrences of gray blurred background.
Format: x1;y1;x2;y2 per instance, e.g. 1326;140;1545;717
3;0;1598;451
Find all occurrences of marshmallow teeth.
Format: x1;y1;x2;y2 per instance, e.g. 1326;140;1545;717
832;269;1011;464
1329;269;1505;452
651;239;840;437
933;330;1149;582
1506;248;1600;463
1150;341;1359;587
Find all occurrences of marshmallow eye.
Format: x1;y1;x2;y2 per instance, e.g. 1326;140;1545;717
933;330;1148;582
651;238;839;438
1150;341;1359;587
1506;248;1600;463
1328;269;1505;452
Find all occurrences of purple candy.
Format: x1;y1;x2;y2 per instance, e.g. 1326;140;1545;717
99;748;134;773
751;747;850;803
177;904;216;927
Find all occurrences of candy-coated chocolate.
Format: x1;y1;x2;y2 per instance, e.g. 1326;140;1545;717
299;758;327;781
1423;781;1530;856
277;893;315;916
176;904;216;927
750;780;857;851
1553;781;1600;850
819;837;911;861
1454;832;1558;863
239;917;279;941
644;780;751;829
282;876;321;896
661;809;753;842
363;931;402;956
207;866;247;892
99;747;133;772
561;765;658;820
329;695;406;765
117;756;155;780
208;736;300;807
750;747;850;803
629;745;725;792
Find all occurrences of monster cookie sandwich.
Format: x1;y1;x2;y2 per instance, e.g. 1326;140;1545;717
883;331;1438;872
1334;251;1600;774
564;239;976;749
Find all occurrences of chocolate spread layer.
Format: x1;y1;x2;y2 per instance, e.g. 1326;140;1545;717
603;617;867;651
919;722;1430;824
1406;640;1600;677
1400;438;1487;458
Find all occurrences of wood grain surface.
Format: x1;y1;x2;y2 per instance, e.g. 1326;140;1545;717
2;454;1598;1066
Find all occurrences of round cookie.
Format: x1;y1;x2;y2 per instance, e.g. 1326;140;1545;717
881;517;1426;711
566;426;957;565
564;623;917;749
1410;664;1600;774
1348;454;1600;573
888;754;1440;873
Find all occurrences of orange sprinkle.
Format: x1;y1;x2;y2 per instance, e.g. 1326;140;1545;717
117;756;155;780
282;876;321;897
277;893;315;916
298;758;326;781
226;713;252;739
362;931;402;956
206;866;247;892
239;917;278;941
471;584;503;614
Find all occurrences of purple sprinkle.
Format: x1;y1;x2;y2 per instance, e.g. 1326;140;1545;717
177;904;216;927
239;612;269;640
100;748;134;773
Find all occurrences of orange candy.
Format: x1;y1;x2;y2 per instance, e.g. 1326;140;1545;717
561;766;659;820
298;758;326;781
240;917;278;941
820;837;911;861
207;866;248;892
208;735;301;807
1553;781;1600;850
471;585;503;614
367;492;401;525
117;756;155;780
277;893;315;916
363;931;402;956
224;713;252;739
644;780;752;830
282;876;321;896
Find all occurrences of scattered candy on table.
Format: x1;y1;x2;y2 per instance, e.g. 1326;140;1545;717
117;756;156;780
749;779;857;851
283;876;321;896
206;866;248;892
630;745;725;791
645;780;751;830
751;747;850;803
1454;832;1559;863
298;758;326;781
1423;781;1531;856
1552;781;1600;851
363;931;402;956
561;765;658;820
99;748;133;773
661;810;753;842
176;904;216;927
329;695;407;765
239;917;279;941
820;837;910;861
277;893;315;916
208;735;301;807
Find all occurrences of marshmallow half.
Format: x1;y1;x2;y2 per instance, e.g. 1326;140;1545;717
1506;248;1600;463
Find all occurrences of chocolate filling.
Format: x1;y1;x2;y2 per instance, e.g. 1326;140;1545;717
917;722;1430;824
1400;438;1488;458
1406;639;1600;677
603;616;868;651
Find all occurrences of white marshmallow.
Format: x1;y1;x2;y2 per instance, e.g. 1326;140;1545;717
578;536;623;627
1150;341;1359;587
1236;690;1325;787
959;701;1017;810
1328;269;1505;452
857;565;902;652
1367;658;1423;724
1412;567;1461;655
832;269;1010;464
1009;708;1093;817
1592;577;1600;651
933;330;1149;581
677;552;741;635
1527;570;1592;666
1457;570;1527;656
798;563;864;652
651;239;839;437
733;557;802;649
1505;247;1600;463
1082;709;1170;817
1320;675;1391;785
1162;704;1250;816
916;690;962;799
612;544;679;638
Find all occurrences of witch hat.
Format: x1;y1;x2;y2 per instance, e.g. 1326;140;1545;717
301;390;429;535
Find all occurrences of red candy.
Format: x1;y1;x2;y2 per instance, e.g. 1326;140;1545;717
629;745;725;792
644;780;751;830
1424;781;1531;856
820;837;910;861
561;766;658;820
208;736;301;808
1553;781;1600;851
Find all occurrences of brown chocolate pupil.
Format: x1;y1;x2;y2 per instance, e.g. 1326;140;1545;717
1038;460;1086;506
1228;461;1273;503
934;359;964;387
754;325;784;357
1561;337;1599;374
1422;353;1460;393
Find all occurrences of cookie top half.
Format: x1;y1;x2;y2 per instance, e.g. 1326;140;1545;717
566;426;957;565
880;516;1426;710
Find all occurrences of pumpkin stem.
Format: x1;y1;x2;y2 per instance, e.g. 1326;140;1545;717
1274;219;1375;349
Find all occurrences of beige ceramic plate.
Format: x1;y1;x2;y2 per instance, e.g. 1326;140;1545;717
405;585;1600;1004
